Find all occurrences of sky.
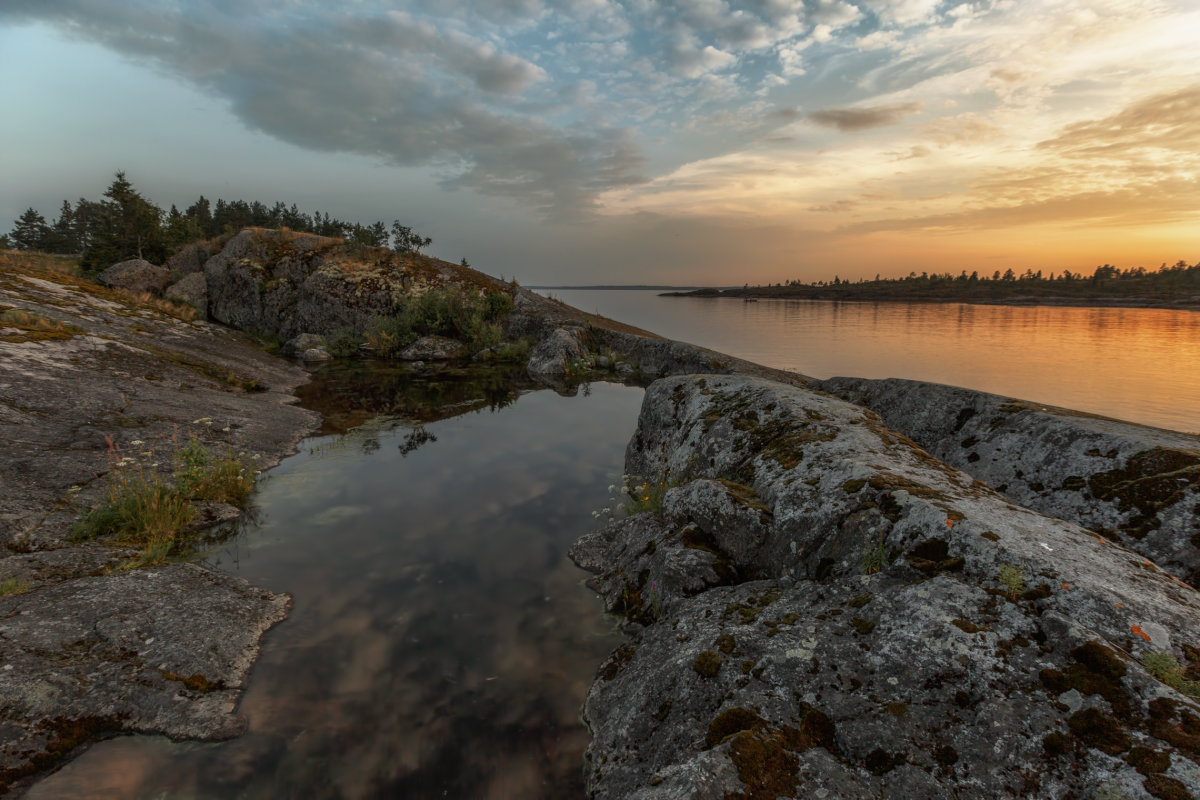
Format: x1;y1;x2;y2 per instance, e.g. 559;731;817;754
1;0;1198;285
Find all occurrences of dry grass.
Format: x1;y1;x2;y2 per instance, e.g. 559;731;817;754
74;435;257;565
0;306;83;342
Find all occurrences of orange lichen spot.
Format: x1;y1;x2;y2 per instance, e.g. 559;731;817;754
1131;625;1151;642
1061;583;1070;590
946;518;954;529
1115;603;1124;609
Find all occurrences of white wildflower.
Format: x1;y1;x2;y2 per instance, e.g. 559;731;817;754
129;440;145;447
192;417;211;424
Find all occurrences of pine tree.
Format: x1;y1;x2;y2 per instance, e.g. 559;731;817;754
10;207;49;250
43;200;79;254
80;171;165;272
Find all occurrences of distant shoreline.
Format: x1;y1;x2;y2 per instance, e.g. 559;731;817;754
529;285;731;291
658;289;1200;312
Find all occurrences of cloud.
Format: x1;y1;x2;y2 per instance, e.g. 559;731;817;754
665;37;738;78
1037;83;1200;159
809;102;922;131
0;0;644;213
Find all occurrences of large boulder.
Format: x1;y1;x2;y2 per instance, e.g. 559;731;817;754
572;374;1200;799
527;327;590;377
398;335;466;361
97;259;172;295
165;272;208;312
164;238;226;276
202;228;479;341
817;377;1200;584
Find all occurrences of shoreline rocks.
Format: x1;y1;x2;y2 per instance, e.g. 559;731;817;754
0;255;320;795
572;375;1200;799
816;377;1200;585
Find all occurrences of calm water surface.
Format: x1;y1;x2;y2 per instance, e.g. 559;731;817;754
549;290;1200;432
28;364;641;800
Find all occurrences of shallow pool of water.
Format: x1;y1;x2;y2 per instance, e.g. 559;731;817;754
28;364;642;799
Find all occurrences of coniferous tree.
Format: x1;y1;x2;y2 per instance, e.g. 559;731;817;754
185;196;213;237
80;172;166;272
40;200;80;253
10;207;49;251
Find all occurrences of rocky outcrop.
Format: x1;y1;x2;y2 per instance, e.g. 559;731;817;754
165;237;226;276
572;375;1200;799
97;258;173;295
165;271;208;312
398;335;466;361
817;377;1200;584
203;228;509;342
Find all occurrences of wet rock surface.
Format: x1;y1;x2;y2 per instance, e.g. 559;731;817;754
572;375;1200;799
817;377;1200;585
0;258;319;794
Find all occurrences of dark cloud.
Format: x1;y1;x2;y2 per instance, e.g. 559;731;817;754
0;0;646;213
809;101;921;131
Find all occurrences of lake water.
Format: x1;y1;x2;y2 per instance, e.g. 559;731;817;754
547;289;1200;433
26;364;642;800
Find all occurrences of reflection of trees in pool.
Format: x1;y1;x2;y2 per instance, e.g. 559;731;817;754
296;361;536;435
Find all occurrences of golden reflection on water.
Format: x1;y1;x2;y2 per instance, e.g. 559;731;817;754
553;291;1200;432
26;373;642;800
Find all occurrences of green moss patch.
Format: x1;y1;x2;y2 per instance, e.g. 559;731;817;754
694;650;723;678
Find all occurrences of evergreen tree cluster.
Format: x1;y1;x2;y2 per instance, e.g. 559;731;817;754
5;172;432;273
728;260;1200;302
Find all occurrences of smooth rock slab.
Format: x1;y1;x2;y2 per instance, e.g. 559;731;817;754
573;374;1200;799
0;565;289;793
817;377;1200;583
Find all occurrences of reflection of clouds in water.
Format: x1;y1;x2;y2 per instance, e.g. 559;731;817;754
26;380;643;800
308;504;370;527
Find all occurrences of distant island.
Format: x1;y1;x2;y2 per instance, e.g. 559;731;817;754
663;263;1200;310
530;284;726;291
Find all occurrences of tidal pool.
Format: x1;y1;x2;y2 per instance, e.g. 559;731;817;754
27;363;643;799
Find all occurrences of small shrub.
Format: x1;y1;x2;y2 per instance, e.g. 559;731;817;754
998;564;1025;599
625;474;671;516
324;329;362;358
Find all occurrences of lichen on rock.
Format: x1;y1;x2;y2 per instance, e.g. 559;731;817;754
573;374;1200;799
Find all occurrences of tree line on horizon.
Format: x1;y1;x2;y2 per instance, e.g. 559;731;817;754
3;172;435;274
713;261;1200;300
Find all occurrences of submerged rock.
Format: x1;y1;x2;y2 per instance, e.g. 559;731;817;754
817;377;1200;584
97;258;173;295
573;374;1200;799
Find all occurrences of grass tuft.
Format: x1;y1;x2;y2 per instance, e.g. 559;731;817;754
74;436;256;564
